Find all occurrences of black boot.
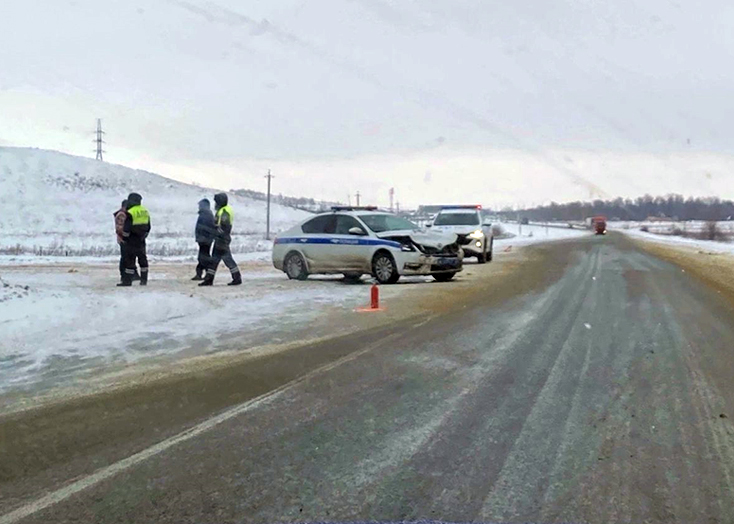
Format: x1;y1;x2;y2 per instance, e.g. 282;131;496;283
198;275;214;287
140;271;148;286
191;274;204;281
117;279;132;287
227;272;242;286
132;272;141;282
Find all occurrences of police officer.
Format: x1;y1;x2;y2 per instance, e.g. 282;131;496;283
114;199;140;283
118;192;151;287
192;198;215;281
199;192;241;286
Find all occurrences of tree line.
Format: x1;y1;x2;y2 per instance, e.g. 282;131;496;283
503;195;734;222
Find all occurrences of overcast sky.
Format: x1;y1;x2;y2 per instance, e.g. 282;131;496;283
2;0;734;207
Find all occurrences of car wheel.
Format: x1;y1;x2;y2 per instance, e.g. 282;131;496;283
284;251;309;280
487;237;494;262
433;271;457;282
477;247;487;264
342;272;362;283
372;252;400;284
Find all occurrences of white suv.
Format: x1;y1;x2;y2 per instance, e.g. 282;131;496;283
272;207;464;284
429;205;494;263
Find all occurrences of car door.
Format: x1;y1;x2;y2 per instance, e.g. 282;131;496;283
299;215;337;271
331;215;370;270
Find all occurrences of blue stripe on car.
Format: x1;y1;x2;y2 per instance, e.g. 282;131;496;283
274;237;402;248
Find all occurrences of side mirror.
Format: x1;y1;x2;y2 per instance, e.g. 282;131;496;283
425;223;433;228
348;226;367;236
483;221;492;227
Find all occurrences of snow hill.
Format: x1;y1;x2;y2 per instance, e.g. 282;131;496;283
0;147;311;257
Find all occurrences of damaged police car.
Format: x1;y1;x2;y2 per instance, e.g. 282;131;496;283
273;207;463;283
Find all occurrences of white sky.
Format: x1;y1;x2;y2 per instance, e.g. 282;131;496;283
2;0;734;208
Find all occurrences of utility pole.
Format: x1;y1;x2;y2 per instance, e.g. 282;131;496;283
355;191;361;206
265;169;274;240
389;188;394;213
93;119;105;161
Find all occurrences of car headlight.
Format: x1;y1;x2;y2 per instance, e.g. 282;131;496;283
469;230;485;239
401;244;414;252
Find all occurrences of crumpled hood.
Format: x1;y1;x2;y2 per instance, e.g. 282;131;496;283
376;229;458;248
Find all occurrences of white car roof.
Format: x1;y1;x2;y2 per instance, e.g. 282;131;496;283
312;210;392;217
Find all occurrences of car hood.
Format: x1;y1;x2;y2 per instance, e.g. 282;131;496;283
430;225;481;235
375;229;458;248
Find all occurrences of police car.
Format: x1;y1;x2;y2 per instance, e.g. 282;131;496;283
273;207;464;284
428;205;494;263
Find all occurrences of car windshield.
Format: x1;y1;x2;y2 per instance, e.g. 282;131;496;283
434;212;480;226
359;214;420;233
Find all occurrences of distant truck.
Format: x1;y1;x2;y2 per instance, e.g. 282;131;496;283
592;216;607;235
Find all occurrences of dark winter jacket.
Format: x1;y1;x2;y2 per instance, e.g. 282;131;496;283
213;193;233;247
122;193;151;247
195;199;216;244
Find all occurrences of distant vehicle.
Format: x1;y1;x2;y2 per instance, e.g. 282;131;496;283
592;215;607;235
428;205;494;263
273;207;464;284
520;217;530;225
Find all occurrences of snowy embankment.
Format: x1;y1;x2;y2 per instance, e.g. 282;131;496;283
618;224;734;255
0;147;311;257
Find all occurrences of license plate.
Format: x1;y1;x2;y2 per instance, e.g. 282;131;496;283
437;257;458;267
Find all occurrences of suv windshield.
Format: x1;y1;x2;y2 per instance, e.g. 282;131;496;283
359;214;419;233
434;212;480;226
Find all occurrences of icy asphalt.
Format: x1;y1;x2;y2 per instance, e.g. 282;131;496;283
2;234;734;523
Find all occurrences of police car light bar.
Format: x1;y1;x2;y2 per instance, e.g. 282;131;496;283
331;206;379;211
440;204;482;210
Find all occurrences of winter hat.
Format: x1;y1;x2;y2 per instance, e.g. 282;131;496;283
126;193;142;208
214;193;228;208
198;198;210;209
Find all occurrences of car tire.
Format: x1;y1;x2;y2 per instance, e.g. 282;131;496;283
487;237;494;262
342;272;362;283
477;248;487;264
284;251;309;280
433;271;457;282
372;252;400;284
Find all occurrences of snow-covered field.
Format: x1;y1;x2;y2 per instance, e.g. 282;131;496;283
0;147;311;256
609;220;734;236
619;226;734;255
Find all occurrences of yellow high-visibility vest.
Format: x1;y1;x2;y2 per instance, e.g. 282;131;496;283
216;205;233;226
128;205;150;225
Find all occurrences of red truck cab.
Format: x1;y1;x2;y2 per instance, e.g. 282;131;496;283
592;216;607;235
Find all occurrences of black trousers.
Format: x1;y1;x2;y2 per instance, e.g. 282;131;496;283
196;242;212;277
205;242;239;280
119;243;140;280
123;243;148;282
119;243;126;280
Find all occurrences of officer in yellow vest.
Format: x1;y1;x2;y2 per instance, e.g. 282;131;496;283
118;192;151;287
199;192;241;286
